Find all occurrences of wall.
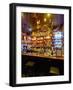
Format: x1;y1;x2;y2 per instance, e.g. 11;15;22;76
0;0;72;89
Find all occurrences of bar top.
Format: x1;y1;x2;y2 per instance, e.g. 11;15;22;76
22;53;64;60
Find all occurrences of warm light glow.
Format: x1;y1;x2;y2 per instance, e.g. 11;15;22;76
45;36;50;39
47;13;51;17
32;37;36;40
37;20;40;24
24;36;26;40
44;18;47;22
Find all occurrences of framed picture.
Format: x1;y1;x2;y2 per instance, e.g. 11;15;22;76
9;3;71;87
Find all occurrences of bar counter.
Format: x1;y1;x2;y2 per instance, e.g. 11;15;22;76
22;54;64;77
22;53;64;61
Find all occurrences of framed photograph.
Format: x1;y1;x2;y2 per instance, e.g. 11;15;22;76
9;3;71;87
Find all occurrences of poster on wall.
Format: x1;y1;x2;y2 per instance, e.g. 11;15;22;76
9;3;71;87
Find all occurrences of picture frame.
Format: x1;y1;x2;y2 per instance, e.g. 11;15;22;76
9;3;71;87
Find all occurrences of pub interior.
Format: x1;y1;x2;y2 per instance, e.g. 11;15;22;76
21;13;64;77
